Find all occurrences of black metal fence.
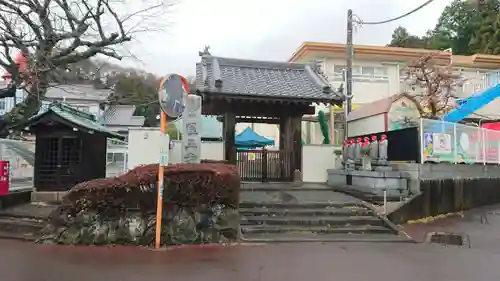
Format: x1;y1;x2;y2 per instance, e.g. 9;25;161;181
236;149;292;182
349;127;420;162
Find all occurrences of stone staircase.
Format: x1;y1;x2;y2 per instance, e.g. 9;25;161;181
239;184;412;243
0;204;54;241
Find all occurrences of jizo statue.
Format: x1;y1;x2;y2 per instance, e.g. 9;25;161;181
354;137;362;164
342;139;349;166
369;135;379;164
344;139;355;171
347;139;355;162
360;137;372;171
378;134;388;165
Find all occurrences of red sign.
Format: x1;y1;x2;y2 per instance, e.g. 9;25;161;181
0;161;10;196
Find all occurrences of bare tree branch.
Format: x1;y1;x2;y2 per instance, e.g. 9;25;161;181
403;53;463;118
0;0;172;137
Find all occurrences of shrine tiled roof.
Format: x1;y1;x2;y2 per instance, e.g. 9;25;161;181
24;102;124;139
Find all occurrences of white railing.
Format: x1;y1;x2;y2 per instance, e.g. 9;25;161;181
420;118;500;164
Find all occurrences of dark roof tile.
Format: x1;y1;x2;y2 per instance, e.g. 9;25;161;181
196;56;343;104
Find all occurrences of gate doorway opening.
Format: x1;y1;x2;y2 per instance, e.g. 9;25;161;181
236;149;292;182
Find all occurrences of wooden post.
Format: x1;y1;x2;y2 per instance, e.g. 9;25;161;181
224;111;236;164
292;116;302;172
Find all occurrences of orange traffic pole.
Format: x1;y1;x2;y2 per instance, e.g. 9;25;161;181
155;111;167;249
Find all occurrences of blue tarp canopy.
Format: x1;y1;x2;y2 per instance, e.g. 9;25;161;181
235;127;274;148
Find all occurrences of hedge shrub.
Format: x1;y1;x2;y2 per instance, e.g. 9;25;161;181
51;163;240;224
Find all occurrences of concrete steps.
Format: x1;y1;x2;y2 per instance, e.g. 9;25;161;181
242;215;382;226
0;216;45;241
239;200;411;243
242;233;414;243
239;207;374;217
0;203;56;241
242;225;392;235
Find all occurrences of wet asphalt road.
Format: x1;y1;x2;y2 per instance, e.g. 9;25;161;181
3;202;500;281
1;239;499;281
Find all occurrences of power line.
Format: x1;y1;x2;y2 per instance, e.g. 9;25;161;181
354;0;435;25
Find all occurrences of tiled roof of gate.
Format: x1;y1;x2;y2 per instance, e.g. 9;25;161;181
195;55;344;104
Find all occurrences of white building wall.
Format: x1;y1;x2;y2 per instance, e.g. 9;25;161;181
323;58;398;104
0;81;104;119
347;114;385;137
127;128;165;169
302;145;339;183
128;128;225;168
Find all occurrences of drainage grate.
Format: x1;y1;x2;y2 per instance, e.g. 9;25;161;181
424;232;471;248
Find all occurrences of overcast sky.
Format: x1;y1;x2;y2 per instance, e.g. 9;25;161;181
123;0;452;77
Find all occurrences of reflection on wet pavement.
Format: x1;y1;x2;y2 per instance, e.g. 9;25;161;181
1;239;499;281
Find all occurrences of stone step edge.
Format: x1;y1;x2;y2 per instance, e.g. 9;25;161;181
239;202;366;208
0;230;38;241
241;236;415;243
240;187;332;192
242;215;381;222
0;216;46;226
241;225;393;234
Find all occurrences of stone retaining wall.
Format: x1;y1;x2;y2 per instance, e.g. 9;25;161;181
389;178;500;224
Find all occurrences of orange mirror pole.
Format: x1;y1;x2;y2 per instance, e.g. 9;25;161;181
155;111;167;249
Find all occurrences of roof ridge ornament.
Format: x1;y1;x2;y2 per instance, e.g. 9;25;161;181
313;60;332;88
198;45;212;57
305;62;332;94
199;45;212;88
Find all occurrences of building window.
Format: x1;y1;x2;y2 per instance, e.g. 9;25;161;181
374;67;388;77
362;66;374;76
352;66;362;75
0;100;5;110
333;65;346;74
333;65;388;80
107;152;125;163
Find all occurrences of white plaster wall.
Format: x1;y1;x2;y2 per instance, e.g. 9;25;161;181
302;145;338;183
307;121;327;144
129;128;225;167
347;114;385;137
127;128;166;169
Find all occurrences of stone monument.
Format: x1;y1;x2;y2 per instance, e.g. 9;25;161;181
181;95;202;164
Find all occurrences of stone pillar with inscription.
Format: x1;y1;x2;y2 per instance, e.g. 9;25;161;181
181;95;202;164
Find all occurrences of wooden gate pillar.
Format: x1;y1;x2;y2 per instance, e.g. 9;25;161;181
279;116;294;180
292;115;302;172
223;111;236;164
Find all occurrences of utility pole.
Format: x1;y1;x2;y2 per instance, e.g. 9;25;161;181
345;9;354;139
